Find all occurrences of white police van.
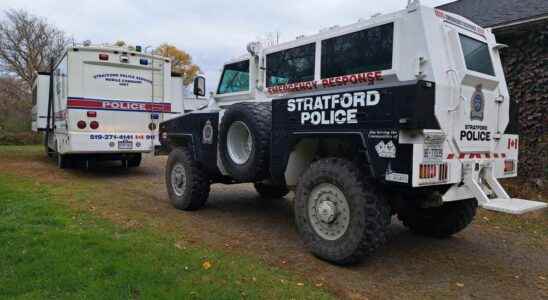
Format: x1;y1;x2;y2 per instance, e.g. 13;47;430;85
158;1;546;264
32;44;206;168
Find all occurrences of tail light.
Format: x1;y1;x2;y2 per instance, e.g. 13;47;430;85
77;120;86;129
99;53;109;61
439;163;448;181
504;160;515;173
419;164;437;179
419;163;449;183
90;121;99;130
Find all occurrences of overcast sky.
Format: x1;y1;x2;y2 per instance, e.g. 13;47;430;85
1;0;453;90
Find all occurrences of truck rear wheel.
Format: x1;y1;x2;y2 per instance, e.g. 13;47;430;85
254;181;289;198
44;132;54;158
219;102;271;181
166;147;210;210
56;153;70;169
398;198;477;238
294;158;391;265
126;154;142;168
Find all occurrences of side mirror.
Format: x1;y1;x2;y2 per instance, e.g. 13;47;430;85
193;75;206;97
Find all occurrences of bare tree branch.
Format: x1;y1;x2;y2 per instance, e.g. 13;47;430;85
0;9;71;88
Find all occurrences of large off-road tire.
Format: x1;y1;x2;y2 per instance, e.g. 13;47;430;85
166;147;210;211
219;102;272;182
294;158;391;265
398;198;477;238
254;181;289;198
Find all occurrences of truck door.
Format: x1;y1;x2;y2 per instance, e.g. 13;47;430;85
445;28;506;154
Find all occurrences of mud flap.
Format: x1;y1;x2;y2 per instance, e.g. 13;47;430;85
460;161;547;214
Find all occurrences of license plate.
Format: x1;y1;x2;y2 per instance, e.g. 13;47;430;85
424;146;443;162
118;140;133;150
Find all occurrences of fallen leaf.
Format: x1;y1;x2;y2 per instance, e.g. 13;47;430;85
252;277;257;282
315;283;324;287
456;282;464;288
202;261;212;270
297;282;304;286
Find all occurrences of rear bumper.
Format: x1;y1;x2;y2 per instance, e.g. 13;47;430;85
56;132;158;154
409;133;519;187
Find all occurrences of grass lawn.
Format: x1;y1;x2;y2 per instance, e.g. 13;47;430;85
0;173;331;299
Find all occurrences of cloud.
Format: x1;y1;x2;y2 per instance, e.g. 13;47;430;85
1;0;454;90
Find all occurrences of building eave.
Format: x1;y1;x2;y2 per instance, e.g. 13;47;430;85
490;13;548;29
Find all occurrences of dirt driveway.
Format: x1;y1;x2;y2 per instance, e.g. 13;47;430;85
2;150;547;299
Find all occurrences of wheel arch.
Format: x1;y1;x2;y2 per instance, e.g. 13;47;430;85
282;133;373;187
167;134;196;158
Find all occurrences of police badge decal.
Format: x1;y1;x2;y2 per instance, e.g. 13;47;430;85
202;120;213;144
470;85;484;121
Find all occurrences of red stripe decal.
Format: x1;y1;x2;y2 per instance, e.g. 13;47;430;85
67;98;171;113
447;153;455;159
459;153;466;159
469;153;480;159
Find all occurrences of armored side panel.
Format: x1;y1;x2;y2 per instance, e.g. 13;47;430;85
160;111;220;175
271;80;436;186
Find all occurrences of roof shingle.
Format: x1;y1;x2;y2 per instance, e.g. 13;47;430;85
437;0;548;28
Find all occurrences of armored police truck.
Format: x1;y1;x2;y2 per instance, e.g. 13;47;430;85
157;1;546;264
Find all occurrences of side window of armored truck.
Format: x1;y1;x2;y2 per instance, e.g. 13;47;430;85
459;34;495;76
217;60;250;94
321;23;394;78
266;43;315;87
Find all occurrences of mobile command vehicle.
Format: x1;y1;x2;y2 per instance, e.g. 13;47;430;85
32;44;206;168
157;1;547;264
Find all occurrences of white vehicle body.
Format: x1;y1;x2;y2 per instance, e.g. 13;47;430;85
176;2;545;214
31;45;205;159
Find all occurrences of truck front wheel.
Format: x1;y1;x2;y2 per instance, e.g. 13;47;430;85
294;158;391;265
166;147;210;211
398;198;477;238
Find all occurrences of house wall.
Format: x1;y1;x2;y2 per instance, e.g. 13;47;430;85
497;20;547;181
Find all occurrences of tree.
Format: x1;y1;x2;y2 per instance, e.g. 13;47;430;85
0;9;71;88
155;44;200;86
113;40;126;47
0;75;30;127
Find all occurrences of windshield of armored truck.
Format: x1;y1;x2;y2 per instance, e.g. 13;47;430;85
217;60;250;94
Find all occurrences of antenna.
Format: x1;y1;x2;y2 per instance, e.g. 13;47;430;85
407;0;421;8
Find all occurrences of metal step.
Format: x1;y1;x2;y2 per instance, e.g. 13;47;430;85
480;198;548;214
461;162;546;215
